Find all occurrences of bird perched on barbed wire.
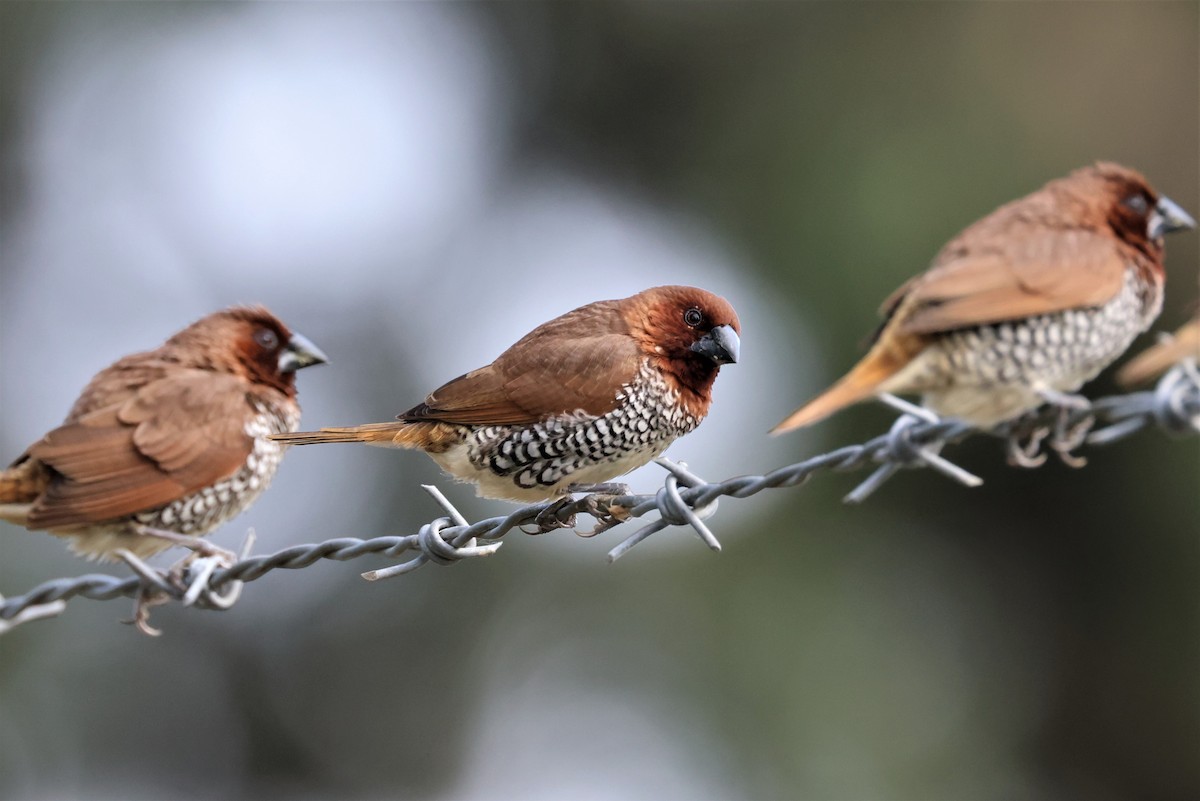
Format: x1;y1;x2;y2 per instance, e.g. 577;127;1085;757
773;162;1195;463
1116;313;1200;387
0;307;327;564
272;286;740;503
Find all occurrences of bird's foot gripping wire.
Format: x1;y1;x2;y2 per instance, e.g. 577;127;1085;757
1006;423;1051;468
577;490;635;538
116;530;256;635
844;395;983;503
175;529;256;610
114;549;177;636
525;483;634;536
1007;389;1095;468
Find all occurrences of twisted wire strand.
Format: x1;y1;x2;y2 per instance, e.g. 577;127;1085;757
2;361;1196;632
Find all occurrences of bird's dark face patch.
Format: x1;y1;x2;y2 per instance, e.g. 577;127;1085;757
194;306;298;396
1103;174;1160;256
641;287;741;361
242;326;292;387
631;286;741;414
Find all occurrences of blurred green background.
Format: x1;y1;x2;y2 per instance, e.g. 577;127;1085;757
1;3;1197;800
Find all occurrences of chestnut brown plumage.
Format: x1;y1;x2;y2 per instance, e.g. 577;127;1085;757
0;307;327;561
773;162;1195;433
1116;314;1200;387
272;286;740;501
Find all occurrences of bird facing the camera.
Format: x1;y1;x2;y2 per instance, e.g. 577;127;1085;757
272;286;740;501
773;162;1195;433
0;307;327;561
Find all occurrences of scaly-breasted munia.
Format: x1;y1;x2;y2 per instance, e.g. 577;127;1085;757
0;307;327;561
773;163;1195;433
272;286;740;501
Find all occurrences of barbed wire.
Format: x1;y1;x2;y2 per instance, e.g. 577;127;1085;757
2;361;1196;636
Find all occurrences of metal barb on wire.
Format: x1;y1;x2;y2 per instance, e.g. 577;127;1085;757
361;485;502;581
1;362;1197;634
606;458;722;563
0;595;67;634
843;407;983;505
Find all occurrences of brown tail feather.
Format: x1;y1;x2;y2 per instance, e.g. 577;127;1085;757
0;458;48;505
772;337;920;434
270;422;426;448
1116;320;1200;387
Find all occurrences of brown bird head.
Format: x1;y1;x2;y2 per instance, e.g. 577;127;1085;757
623;285;741;415
166;306;328;396
1058;162;1195;263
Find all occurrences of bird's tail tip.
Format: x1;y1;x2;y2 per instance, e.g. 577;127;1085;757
770;403;833;435
771;352;907;434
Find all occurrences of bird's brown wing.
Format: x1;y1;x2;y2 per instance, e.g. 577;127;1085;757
403;332;642;426
27;372;255;528
887;227;1131;336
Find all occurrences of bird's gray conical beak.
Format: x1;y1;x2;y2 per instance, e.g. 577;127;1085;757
690;324;740;365
1150;195;1196;239
278;332;329;373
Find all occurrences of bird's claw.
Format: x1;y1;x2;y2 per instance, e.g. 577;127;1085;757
577;495;632;538
124;597;166;637
527;497;578;534
1038;389;1094;467
527;484;635;536
1006;423;1050;468
1007;392;1096;468
569;484;635;537
1048;412;1094;468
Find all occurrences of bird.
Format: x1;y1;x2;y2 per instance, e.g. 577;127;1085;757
1116;313;1200;387
271;286;740;503
773;162;1195;440
0;306;328;563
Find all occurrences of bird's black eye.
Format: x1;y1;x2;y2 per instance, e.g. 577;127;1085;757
683;307;704;328
254;328;280;350
1122;194;1149;215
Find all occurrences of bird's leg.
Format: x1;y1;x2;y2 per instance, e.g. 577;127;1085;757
1035;387;1092;412
133;524;237;564
565;482;635;496
115;548;175;637
1036;387;1094;468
